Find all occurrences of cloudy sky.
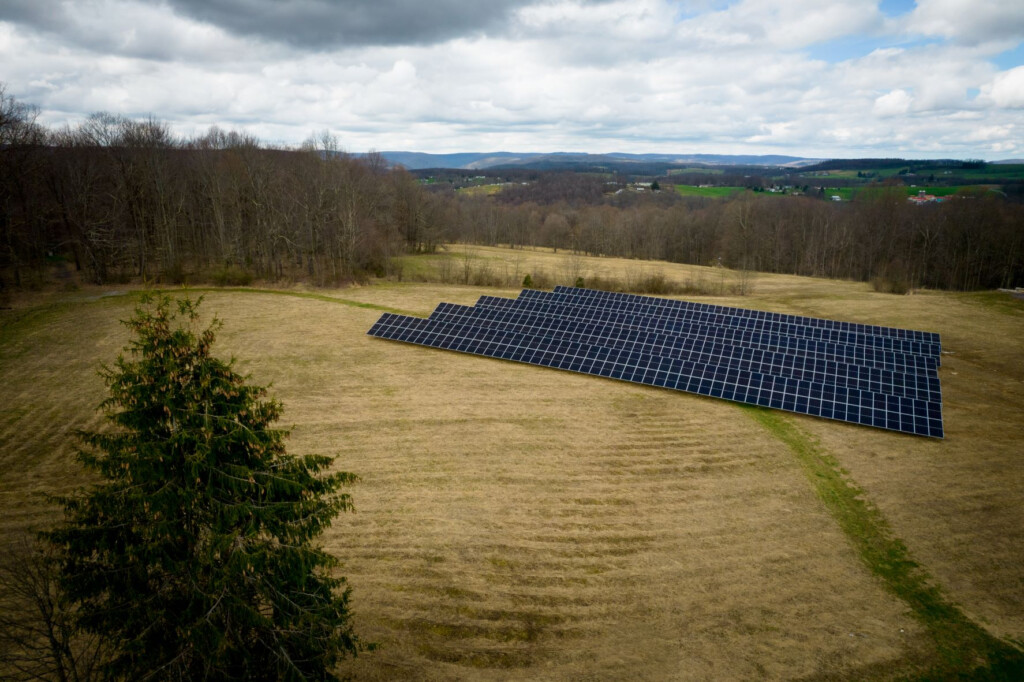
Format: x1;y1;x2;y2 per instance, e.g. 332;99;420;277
2;0;1022;159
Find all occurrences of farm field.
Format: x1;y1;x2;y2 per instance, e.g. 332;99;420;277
954;163;1024;179
831;185;1003;202
457;184;507;196
674;184;746;198
2;246;1023;679
677;183;1006;203
799;164;1024;181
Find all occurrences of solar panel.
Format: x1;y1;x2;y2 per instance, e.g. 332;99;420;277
471;295;938;375
552;286;942;347
511;289;941;361
426;303;940;403
367;288;944;438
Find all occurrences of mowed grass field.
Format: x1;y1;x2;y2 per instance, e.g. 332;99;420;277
674;184;746;198
675;184;1005;203
824;186;1004;202
2;247;1023;679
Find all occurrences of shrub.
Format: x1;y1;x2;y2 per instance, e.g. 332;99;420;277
161;260;188;285
871;275;911;294
211;264;254;286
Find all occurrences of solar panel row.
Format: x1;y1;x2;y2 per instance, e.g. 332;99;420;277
426;304;940;403
514;289;941;359
367;288;944;438
553;285;941;346
472;296;937;375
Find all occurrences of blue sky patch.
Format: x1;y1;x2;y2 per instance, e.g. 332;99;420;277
992;42;1024;71
807;36;942;64
879;0;917;17
672;0;732;22
808;36;891;63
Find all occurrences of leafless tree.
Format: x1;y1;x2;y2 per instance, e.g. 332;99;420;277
0;536;110;682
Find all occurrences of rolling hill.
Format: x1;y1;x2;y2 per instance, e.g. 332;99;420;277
370;151;820;170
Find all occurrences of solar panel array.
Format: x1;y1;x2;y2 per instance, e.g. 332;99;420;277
367;287;944;438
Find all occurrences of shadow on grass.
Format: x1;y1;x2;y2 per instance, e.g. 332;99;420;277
169;287;416;315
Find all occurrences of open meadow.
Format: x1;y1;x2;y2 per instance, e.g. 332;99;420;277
2;246;1022;679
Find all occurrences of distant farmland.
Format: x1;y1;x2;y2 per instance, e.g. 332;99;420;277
676;183;1007;202
674;184;746;198
822;185;1004;202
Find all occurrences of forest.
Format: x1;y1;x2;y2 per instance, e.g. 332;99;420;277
2;88;1022;297
445;172;1023;291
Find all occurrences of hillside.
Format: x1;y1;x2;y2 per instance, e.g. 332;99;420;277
3;246;1023;679
372;151;819;170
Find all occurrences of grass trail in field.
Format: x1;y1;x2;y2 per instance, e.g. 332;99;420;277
749;409;1024;679
157;286;418;315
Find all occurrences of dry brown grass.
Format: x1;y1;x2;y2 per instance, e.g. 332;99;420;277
391;244;756;295
2;250;1022;679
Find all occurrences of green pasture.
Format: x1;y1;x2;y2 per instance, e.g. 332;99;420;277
803;185;1005;202
673;185;746;198
953;164;1024;180
803;164;1024;182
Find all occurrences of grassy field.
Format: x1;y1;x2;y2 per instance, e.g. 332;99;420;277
819;185;1004;202
391;244;756;295
674;184;746;198
800;165;1024;182
954;164;1024;179
677;184;1004;203
2;247;1023;679
457;184;507;196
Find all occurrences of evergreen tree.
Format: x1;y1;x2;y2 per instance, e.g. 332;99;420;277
44;294;361;680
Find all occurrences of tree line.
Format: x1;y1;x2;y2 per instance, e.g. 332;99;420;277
1;86;449;293
3;84;1022;294
437;175;1023;291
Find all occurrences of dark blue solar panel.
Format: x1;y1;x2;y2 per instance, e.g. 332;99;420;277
367;289;944;438
426;303;941;403
509;289;941;360
552;285;941;347
470;296;937;375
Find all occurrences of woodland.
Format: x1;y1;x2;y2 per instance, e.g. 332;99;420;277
2;88;1022;297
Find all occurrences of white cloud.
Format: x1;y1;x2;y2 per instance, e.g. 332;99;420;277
667;0;886;54
982;66;1024;108
964;125;1015;142
0;0;1022;158
874;89;914;116
908;0;1024;46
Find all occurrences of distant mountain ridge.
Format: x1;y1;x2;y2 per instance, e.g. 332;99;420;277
369;151;820;170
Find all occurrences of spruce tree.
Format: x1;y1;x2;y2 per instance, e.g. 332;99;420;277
44;294;361;680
